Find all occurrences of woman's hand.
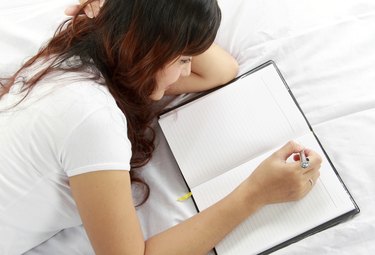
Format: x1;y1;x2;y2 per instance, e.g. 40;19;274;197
243;141;322;207
70;140;321;255
65;0;105;18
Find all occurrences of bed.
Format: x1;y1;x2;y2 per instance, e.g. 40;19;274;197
1;0;374;254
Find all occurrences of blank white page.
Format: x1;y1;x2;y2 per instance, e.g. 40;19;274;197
191;132;356;255
159;64;310;188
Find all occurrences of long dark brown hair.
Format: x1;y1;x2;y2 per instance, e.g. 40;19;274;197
0;0;221;203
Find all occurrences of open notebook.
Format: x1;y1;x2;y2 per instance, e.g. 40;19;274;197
158;61;359;255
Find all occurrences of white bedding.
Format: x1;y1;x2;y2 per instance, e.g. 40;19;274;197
1;0;374;254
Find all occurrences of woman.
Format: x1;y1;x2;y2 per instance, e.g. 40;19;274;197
0;0;321;254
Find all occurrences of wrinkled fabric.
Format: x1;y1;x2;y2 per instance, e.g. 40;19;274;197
1;0;374;254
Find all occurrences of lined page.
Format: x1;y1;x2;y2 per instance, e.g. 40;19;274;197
191;132;356;255
159;64;310;188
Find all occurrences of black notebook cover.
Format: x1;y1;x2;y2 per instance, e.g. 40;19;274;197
159;61;360;255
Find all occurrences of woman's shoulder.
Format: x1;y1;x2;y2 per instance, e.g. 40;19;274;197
35;70;118;113
11;70;126;137
56;76;116;108
19;56;117;112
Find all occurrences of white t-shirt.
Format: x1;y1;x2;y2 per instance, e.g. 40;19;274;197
0;69;132;254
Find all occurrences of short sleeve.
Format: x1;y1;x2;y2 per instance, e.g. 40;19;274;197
60;106;132;177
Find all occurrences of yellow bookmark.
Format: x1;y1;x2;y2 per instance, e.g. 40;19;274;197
177;192;192;202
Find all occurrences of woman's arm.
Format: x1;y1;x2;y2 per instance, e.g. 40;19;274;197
70;170;259;255
69;141;321;255
166;43;239;95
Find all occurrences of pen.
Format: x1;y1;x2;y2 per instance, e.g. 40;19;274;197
299;150;309;168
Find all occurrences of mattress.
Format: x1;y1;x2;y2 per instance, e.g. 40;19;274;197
1;0;374;254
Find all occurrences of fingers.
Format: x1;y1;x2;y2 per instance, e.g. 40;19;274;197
80;0;105;6
291;144;322;193
65;5;81;16
251;142;322;204
300;149;322;174
289;145;322;173
295;163;320;199
303;168;320;192
301;149;321;191
84;0;103;18
274;141;305;161
65;0;104;18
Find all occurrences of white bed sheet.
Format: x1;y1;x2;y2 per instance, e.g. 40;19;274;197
1;0;375;254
